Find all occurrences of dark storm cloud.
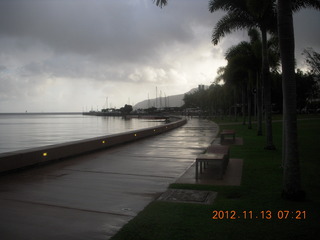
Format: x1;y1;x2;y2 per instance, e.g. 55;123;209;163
294;9;320;50
293;9;320;67
0;0;197;64
0;0;318;70
0;0;223;88
0;0;319;112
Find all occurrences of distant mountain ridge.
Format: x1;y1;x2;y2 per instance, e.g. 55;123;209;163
133;93;184;109
133;87;202;110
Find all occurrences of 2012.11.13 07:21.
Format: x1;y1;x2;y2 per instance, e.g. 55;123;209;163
212;210;306;220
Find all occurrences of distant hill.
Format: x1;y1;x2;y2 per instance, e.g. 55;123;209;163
133;93;184;109
133;87;202;110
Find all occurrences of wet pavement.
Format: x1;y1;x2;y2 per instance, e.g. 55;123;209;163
0;117;218;240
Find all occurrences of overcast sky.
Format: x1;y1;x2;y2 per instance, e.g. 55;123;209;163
0;0;319;112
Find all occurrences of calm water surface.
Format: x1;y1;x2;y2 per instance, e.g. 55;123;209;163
0;113;164;154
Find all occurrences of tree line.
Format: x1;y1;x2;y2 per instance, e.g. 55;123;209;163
183;48;319;121
154;0;320;201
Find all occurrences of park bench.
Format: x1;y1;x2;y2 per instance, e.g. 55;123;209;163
206;144;230;166
220;129;236;144
206;144;230;156
195;145;230;180
195;153;227;180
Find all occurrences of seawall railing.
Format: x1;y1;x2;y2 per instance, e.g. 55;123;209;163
0;117;187;173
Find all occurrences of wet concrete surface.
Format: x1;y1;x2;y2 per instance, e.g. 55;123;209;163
0;118;218;240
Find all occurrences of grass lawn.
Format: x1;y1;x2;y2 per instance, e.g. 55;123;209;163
111;118;320;240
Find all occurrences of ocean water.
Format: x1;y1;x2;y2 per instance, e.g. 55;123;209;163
0;113;164;154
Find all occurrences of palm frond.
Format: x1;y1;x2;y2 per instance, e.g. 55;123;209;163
292;0;320;12
209;0;247;13
225;41;252;59
267;34;279;50
302;48;320;75
212;12;255;45
223;58;248;85
215;72;225;84
217;66;226;75
153;0;168;8
248;28;261;43
246;0;269;17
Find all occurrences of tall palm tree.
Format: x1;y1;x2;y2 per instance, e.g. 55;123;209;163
209;0;277;149
214;68;235;116
155;0;320;198
222;28;280;128
209;0;320;148
224;41;255;125
224;53;248;121
277;0;320;200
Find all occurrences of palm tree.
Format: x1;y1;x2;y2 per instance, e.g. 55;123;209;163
209;0;320;147
214;68;234;117
154;0;320;198
224;55;248;121
277;0;320;200
224;42;255;125
224;29;263;129
209;0;277;149
220;28;280;129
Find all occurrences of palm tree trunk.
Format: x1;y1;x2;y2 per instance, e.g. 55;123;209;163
248;71;253;129
242;82;246;125
257;72;263;135
261;26;276;150
278;0;304;200
247;82;252;129
234;88;237;121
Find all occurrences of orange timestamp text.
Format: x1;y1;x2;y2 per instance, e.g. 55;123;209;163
212;210;306;220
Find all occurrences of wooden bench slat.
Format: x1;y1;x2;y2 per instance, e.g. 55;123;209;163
206;145;230;155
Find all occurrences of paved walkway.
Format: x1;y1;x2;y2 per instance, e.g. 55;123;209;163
0;117;218;240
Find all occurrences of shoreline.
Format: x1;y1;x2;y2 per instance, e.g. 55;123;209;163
0;112;82;115
0;117;187;173
0;113;170;155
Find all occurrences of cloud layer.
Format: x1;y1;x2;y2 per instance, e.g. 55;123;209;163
0;0;319;112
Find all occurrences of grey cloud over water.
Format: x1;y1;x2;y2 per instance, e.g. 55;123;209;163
0;0;319;112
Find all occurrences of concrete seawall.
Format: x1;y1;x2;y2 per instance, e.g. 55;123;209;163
0;118;187;173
